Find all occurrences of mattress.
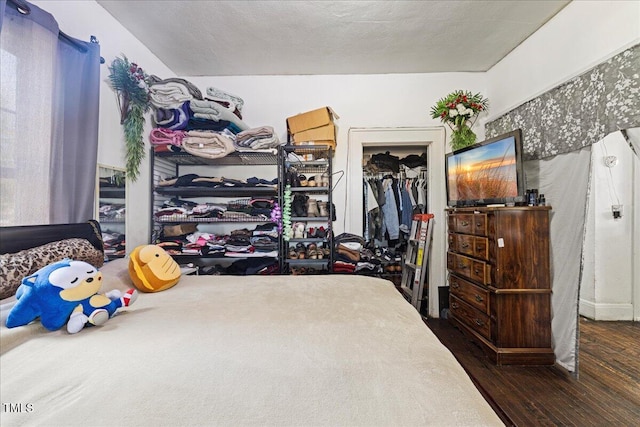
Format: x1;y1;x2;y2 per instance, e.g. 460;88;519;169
0;262;502;426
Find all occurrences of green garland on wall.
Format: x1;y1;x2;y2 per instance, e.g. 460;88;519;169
107;55;151;181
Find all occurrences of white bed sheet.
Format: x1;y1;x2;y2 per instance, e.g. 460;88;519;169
1;272;502;426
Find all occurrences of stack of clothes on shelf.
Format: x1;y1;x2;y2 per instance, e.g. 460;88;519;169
154;196;277;223
157;174;277;190
147;77;283;158
101;229;126;258
156;222;279;259
333;233;366;274
333;233;405;276
99;203;125;222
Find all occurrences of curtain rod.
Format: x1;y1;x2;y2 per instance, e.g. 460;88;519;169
7;0;103;62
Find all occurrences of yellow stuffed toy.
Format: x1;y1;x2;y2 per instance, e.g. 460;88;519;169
129;245;181;292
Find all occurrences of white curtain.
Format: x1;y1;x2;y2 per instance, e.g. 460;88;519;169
0;0;57;226
0;0;100;226
523;147;592;372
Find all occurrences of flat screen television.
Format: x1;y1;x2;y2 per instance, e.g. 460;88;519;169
445;129;526;207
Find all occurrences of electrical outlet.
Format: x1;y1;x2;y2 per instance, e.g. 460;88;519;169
612;204;623;219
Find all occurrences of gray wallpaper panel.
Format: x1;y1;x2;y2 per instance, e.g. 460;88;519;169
486;45;640;160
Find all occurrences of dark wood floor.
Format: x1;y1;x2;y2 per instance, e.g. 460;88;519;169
425;317;640;427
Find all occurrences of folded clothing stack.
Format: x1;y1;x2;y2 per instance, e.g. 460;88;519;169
235;126;282;151
182;129;236;159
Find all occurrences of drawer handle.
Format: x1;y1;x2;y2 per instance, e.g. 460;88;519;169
474;319;485;327
474;267;481;274
451;282;460;289
476;222;483;227
451;302;459;309
461;242;470;248
475;294;484;302
460;220;469;227
459;263;468;269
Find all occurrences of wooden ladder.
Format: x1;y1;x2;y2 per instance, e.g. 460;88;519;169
400;213;434;313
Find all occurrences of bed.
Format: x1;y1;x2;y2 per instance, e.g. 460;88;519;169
0;221;503;426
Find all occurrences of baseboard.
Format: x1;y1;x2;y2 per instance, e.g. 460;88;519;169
579;299;634;320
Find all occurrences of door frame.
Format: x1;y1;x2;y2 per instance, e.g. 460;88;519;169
347;127;446;317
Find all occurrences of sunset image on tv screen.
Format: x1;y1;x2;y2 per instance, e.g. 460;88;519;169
448;137;518;202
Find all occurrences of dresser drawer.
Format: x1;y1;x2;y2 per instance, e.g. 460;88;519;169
473;214;487;235
450;214;474;234
450;295;490;340
449;274;489;314
474;237;488;260
449;234;489;260
447;252;491;285
449;213;488;236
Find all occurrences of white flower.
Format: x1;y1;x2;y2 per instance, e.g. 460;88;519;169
449;109;459;117
467;110;474;118
456;103;466;112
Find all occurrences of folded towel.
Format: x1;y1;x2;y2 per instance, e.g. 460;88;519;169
206;86;244;112
236;126;275;141
149;76;203;99
182;130;236;159
190;99;249;131
234;126;282;150
150;128;187;146
154;101;190;130
150;82;194;109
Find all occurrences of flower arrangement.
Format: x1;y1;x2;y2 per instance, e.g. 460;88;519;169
107;55;151;181
430;90;489;150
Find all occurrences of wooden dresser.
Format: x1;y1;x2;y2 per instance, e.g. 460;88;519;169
446;206;554;365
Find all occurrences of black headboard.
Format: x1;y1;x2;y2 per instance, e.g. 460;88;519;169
0;220;104;255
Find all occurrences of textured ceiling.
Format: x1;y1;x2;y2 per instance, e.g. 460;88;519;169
97;0;570;76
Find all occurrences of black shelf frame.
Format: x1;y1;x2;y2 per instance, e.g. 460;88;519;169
150;148;282;267
280;144;334;274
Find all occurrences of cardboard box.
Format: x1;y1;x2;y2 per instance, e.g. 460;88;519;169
293;140;336;151
292;123;336;144
286;107;337;134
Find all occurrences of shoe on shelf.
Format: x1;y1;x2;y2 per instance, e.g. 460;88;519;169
293;222;306;239
307;198;320;217
317;201;328;217
307;176;317;187
318;173;330;187
293;195;308;217
299;174;308;186
295;242;307;259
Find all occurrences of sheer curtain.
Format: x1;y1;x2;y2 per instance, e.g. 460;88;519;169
523;148;592;372
0;0;100;226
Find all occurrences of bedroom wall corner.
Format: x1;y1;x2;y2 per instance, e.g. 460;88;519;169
485;0;640;120
580;132;637;321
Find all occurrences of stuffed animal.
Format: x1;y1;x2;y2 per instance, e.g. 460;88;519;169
128;244;181;293
5;259;137;334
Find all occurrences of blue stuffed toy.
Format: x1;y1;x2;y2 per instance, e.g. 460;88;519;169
5;259;138;334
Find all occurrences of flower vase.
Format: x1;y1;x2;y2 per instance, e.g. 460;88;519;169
450;121;477;151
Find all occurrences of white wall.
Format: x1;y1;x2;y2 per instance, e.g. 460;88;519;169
486;0;640;120
32;0;176;251
486;0;640;321
580;133;637;320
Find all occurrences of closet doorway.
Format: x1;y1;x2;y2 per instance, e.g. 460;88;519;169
347;127;446;317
